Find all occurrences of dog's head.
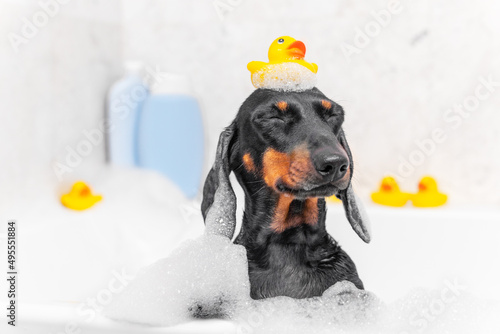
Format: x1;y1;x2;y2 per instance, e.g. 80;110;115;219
202;88;370;243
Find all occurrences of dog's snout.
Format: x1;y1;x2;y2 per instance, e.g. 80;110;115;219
312;149;349;181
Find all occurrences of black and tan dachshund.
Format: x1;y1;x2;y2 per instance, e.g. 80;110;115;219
201;87;371;300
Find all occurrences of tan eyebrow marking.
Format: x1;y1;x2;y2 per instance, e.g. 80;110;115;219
321;100;332;110
242;153;256;173
276;101;288;111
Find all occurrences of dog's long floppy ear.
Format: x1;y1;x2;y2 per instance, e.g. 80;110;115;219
337;128;372;243
201;122;237;239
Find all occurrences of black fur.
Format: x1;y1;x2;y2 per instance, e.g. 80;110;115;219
202;88;366;300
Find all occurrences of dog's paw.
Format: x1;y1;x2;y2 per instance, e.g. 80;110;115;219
188;295;228;319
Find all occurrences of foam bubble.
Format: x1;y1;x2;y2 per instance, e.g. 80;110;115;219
104;235;250;326
105;235;500;333
251;63;317;92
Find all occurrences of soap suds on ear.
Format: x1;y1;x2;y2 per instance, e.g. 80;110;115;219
252;63;317;92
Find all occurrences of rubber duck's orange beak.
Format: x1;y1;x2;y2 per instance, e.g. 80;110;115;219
287;40;306;59
79;186;91;197
418;182;427;191
382;184;393;192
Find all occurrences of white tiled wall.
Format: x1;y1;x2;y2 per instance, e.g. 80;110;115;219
1;0;500;207
120;0;500;206
0;0;122;207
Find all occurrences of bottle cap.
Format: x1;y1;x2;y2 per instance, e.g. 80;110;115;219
123;60;145;78
151;73;192;96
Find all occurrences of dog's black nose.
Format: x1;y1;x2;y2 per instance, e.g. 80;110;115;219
312;149;349;181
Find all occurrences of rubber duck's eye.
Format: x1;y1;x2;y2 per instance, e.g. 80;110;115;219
278;38;284;44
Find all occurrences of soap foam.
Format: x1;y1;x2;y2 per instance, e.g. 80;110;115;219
105;235;500;333
251;62;317;92
104;234;250;326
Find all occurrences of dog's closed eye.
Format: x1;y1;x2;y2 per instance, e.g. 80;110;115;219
253;111;285;127
315;100;344;133
253;101;299;128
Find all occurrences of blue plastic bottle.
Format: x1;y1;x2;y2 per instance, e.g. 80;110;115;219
107;61;149;167
137;74;204;198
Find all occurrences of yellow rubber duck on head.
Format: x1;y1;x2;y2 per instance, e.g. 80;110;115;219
247;36;318;89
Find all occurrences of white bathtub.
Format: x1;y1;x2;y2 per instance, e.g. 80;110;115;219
325;204;500;302
6;202;500;333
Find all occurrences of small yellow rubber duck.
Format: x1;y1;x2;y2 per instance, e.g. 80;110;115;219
371;176;411;207
411;176;447;208
247;36;318;89
61;181;102;211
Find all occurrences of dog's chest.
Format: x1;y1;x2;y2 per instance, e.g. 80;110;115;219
247;236;341;298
